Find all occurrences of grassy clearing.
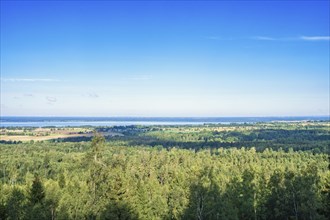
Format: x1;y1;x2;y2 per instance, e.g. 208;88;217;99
0;127;122;142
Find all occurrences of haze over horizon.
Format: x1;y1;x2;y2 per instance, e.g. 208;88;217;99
1;1;329;117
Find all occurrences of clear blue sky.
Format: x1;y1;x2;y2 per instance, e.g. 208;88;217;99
1;0;329;117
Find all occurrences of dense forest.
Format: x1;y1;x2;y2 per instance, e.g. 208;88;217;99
0;122;329;219
52;121;329;153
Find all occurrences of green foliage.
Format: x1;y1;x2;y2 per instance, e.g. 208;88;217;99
29;175;45;205
91;132;106;163
0;122;329;219
58;173;66;189
101;201;138;220
6;188;26;220
319;172;330;217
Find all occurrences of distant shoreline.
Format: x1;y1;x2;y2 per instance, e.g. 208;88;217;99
0;116;329;127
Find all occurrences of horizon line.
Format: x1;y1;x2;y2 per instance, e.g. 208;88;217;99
1;115;329;118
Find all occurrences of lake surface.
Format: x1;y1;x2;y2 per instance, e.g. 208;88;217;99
0;116;328;127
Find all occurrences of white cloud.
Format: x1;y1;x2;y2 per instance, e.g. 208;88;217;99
1;78;60;82
24;94;34;97
300;36;330;41
82;93;100;98
252;35;330;41
46;96;57;102
253;36;276;41
88;93;99;98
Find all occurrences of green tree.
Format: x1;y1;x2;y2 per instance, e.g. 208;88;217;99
319;172;330;218
91;132;106;163
86;133;108;218
29;175;45;205
58;172;66;189
6;188;26;220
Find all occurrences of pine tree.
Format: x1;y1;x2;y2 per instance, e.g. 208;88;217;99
58;172;66;189
7;188;26;220
30;174;45;205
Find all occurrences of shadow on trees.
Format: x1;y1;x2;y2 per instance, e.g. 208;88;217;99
181;169;258;220
46;127;329;153
100;200;138;220
2;186;137;220
126;137;327;153
181;167;328;220
181;181;226;220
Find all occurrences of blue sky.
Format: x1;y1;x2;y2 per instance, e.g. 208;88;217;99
1;0;329;117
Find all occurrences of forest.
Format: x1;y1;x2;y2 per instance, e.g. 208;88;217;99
0;121;329;219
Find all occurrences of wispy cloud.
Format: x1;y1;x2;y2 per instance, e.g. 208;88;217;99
88;93;99;98
24;94;34;97
82;92;100;98
300;36;330;41
1;78;60;82
252;35;330;41
46;96;57;102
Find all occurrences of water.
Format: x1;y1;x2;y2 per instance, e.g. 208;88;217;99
0;116;328;127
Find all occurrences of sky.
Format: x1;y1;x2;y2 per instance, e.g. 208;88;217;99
0;0;329;117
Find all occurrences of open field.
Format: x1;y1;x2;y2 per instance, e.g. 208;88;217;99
0;127;123;142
